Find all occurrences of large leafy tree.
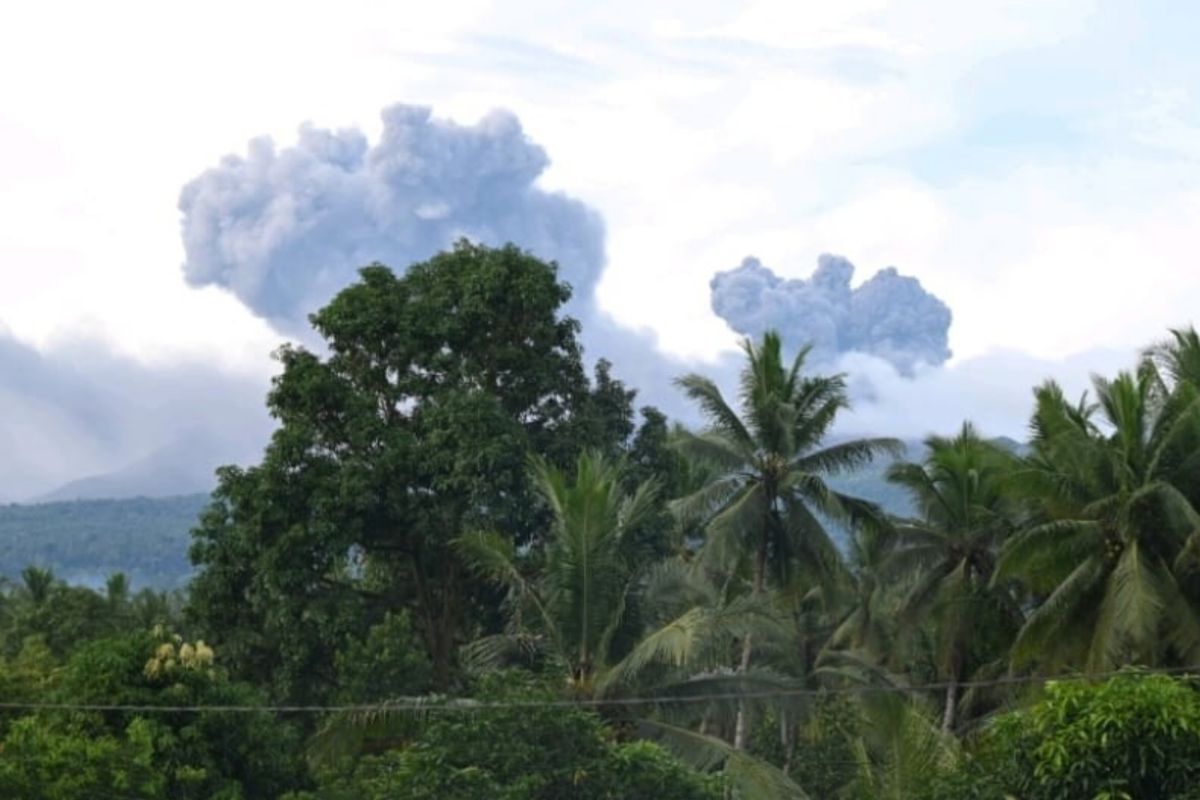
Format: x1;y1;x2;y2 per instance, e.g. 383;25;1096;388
673;331;900;749
884;424;1021;731
188;241;648;698
996;369;1200;672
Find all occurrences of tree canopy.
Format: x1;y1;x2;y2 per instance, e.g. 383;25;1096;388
8;243;1200;798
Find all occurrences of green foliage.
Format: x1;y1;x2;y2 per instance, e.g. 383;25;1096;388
301;672;720;800
878;424;1022;730
997;368;1200;671
2;628;309;799
14;247;1200;800
824;454;917;521
924;674;1200;800
187;242;651;697
752;695;860;798
673;331;900;755
845;693;957;800
332;611;431;703
460;451;660;694
0;567;181;660
673;332;900;594
0;715;164;800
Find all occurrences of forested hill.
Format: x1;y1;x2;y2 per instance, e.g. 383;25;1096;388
0;494;208;589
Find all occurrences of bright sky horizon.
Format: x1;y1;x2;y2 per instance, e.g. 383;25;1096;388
2;0;1198;498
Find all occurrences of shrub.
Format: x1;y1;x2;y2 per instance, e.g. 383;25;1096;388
924;673;1200;800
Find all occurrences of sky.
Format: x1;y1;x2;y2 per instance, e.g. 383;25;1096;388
1;0;1198;499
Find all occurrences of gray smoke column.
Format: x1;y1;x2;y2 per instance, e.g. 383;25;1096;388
179;104;605;333
710;254;952;374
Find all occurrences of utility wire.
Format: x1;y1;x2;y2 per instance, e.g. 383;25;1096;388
1;664;1196;715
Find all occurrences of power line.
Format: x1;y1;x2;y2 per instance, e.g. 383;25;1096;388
1;664;1195;715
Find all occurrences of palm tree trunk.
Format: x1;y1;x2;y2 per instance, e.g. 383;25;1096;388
781;711;795;776
733;636;753;750
941;676;958;734
734;531;769;751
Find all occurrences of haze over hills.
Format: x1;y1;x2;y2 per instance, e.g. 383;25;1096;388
36;427;261;503
2;437;1035;590
0;435;1030;589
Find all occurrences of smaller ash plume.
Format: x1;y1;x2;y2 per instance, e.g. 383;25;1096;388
710;254;952;374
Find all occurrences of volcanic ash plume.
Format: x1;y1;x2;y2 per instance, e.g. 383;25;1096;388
710;254;952;374
179;104;605;335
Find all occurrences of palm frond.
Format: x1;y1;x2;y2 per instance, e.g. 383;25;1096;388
670;474;748;527
849;694;959;800
675;373;756;454
459;632;546;674
791;373;850;448
1146;326;1200;389
640;719;811;800
602;588;786;692
793;437;905;477
308;695;476;766
1090;539;1165;670
618;475;663;536
994;519;1103;592
672;427;754;472
1009;555;1107;668
780;493;849;591
699;482;766;574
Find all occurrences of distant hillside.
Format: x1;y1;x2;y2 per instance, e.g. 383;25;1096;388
0;494;209;589
827;458;916;519
824;435;1029;523
37;427;264;503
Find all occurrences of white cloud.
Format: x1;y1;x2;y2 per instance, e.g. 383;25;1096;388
0;0;1141;370
835;344;1137;441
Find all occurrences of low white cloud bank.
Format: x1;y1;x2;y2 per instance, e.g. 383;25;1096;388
0;329;271;502
833;346;1138;441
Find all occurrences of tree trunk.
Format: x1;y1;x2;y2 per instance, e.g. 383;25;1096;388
430;628;453;692
733;633;753;750
411;544;457;691
781;710;795;776
941;676;958;734
733;531;769;751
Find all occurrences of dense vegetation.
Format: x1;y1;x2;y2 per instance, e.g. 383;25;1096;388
6;242;1200;797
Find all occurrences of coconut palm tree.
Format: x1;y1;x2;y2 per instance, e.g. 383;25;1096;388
18;566;56;608
339;453;810;799
996;370;1200;672
846;692;959;800
1148;325;1200;391
1145;325;1200;512
824;524;901;664
458;450;659;696
884;423;1022;731
673;330;902;749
